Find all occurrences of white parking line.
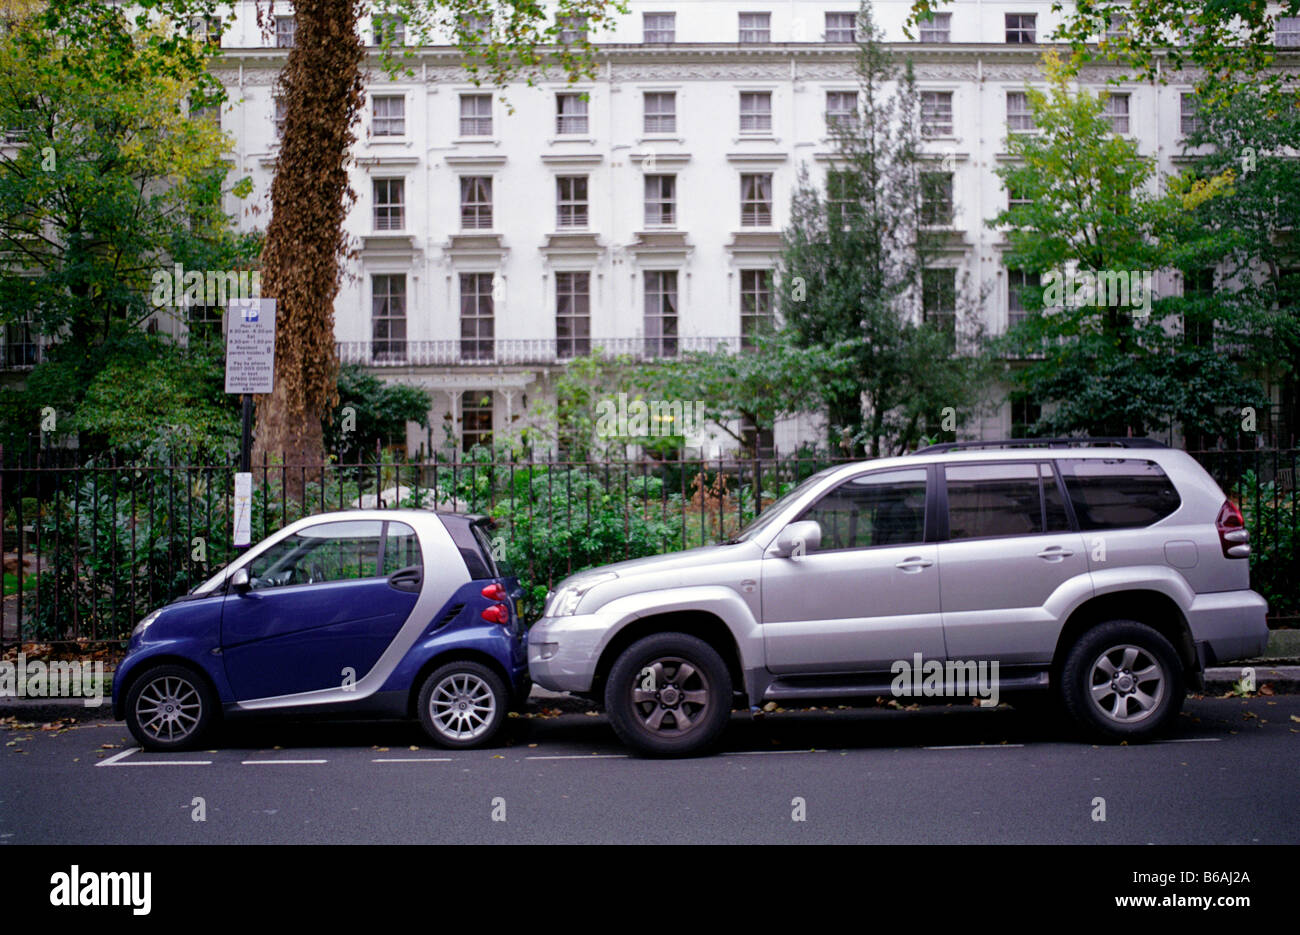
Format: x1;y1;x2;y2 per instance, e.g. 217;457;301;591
96;747;139;767
1154;737;1222;744
97;748;212;766
241;759;329;765
923;743;1025;750
371;757;455;763
722;749;823;756
525;754;629;760
116;760;213;766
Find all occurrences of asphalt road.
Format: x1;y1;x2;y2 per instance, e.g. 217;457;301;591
2;696;1297;845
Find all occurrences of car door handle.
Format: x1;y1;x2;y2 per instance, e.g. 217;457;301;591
895;557;933;572
1036;546;1074;562
387;565;423;592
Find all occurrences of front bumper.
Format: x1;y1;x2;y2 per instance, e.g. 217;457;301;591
527;612;618;693
1186;589;1270;665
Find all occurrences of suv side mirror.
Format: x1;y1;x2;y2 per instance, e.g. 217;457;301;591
772;520;821;558
229;568;251;592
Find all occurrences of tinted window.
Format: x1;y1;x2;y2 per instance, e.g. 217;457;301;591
383;521;421;575
445;517;495;579
945;462;1044;539
1060;459;1180;530
798;468;927;550
248;520;384;589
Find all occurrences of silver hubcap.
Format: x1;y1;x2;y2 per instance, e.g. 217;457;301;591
631;657;711;735
429;674;496;740
1088;644;1165;724
134;675;202;742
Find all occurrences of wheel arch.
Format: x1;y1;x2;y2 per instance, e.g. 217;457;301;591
590;611;746;706
113;654;221;721
406;648;515;717
1052;590;1197;685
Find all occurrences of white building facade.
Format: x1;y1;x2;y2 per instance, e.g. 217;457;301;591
202;0;1262;455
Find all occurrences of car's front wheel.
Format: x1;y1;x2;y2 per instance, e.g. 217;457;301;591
417;661;508;749
604;632;733;757
1060;620;1185;742
124;664;217;752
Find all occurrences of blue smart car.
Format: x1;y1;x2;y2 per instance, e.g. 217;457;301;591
112;511;529;751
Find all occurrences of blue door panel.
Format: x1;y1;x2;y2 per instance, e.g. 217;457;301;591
221;578;418;700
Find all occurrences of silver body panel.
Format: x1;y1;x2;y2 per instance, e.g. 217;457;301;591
528;449;1271;702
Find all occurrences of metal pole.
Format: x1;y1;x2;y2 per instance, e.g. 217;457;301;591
240;394;253;473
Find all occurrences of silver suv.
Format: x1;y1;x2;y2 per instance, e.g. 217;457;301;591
528;440;1269;756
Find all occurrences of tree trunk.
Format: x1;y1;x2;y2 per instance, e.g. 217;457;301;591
252;0;364;493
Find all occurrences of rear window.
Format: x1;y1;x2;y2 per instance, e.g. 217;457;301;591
445;519;496;579
1059;459;1180;530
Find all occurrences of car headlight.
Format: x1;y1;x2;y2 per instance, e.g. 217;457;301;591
132;610;161;638
547;572;617;617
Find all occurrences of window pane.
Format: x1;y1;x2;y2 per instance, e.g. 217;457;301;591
1060;460;1181;530
945;463;1044;540
921;91;953;136
557;94;589;134
825;12;856;42
383;522;422;575
462;390;493;451
1007;91;1034;131
644;12;675;42
1005;13;1036;44
460;176;493;229
460;95;492;136
644;91;676;133
372;96;405;136
739;12;771;43
556;271;591;358
798;468;928;550
919;12;951;42
459;273;495;361
249;521;385;589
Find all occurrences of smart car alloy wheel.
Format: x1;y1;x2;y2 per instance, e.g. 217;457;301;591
124;664;216;751
417;661;509;748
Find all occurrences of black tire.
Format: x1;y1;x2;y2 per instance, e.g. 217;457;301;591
124;664;217;752
417;661;509;749
604;632;733;757
1060;620;1185;743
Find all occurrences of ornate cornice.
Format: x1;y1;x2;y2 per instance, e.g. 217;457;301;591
215;42;1279;88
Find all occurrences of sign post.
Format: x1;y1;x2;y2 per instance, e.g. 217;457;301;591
225;298;276;547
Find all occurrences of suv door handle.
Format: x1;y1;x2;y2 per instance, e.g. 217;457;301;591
1036;546;1073;562
895;557;933;572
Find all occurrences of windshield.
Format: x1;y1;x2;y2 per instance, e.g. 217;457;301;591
726;467;839;544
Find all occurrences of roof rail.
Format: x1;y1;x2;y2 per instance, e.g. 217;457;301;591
912;437;1169;455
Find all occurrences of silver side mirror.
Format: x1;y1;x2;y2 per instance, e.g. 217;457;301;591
772;520;821;558
229;568;251;592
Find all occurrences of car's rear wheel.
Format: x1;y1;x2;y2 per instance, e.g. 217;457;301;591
1060;620;1184;742
124;664;216;752
604;632;732;757
417;661;508;749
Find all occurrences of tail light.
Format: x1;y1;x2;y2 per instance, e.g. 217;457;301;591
1216;500;1250;559
480;583;506;602
480;603;509;625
